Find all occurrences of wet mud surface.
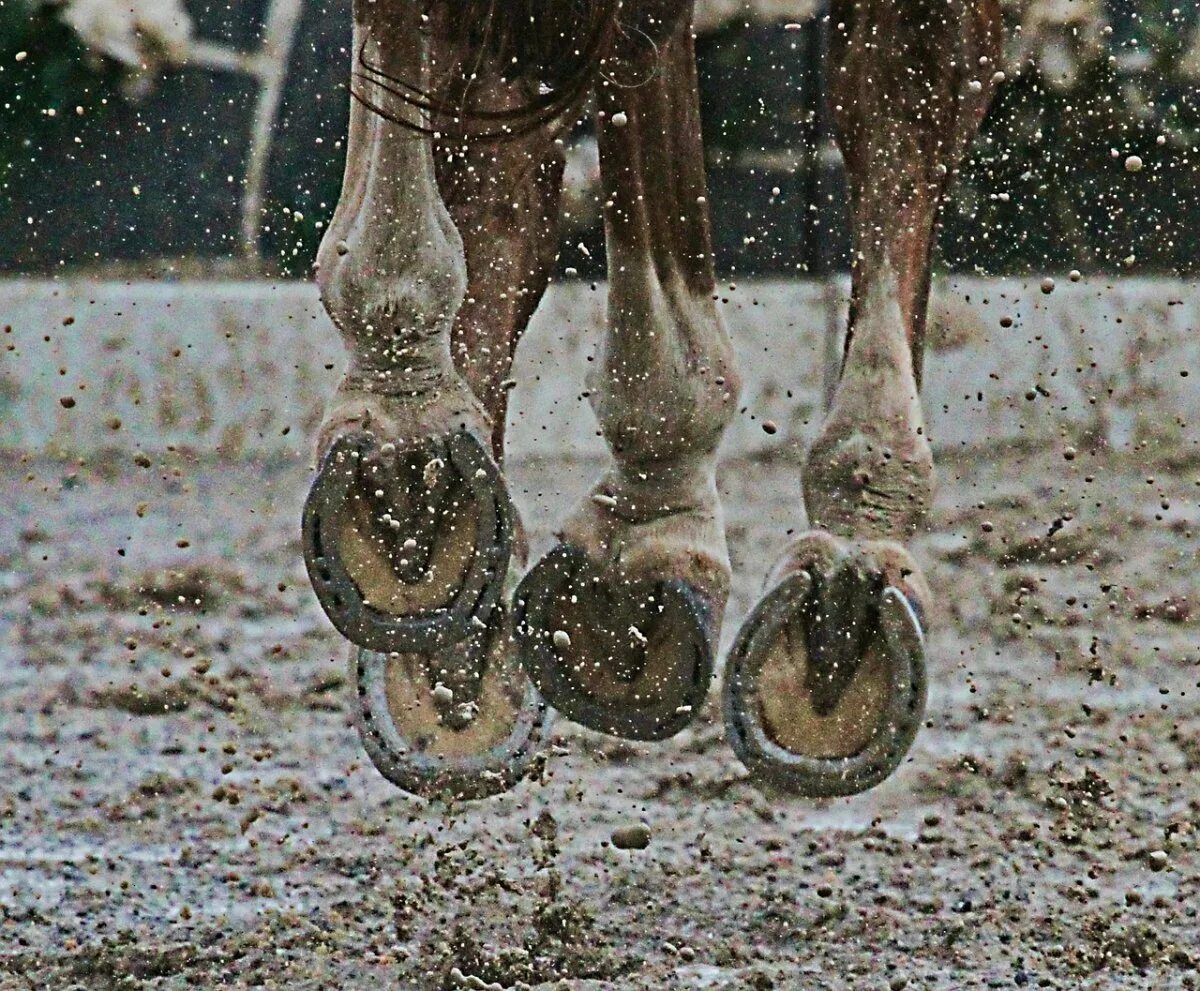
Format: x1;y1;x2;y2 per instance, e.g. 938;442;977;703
1;439;1197;989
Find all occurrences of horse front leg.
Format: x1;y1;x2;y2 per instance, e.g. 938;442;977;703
515;9;742;741
725;0;1002;796
302;0;546;799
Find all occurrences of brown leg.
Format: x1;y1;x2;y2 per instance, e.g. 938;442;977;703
302;0;548;799
725;0;1002;797
433;78;570;464
515;9;742;741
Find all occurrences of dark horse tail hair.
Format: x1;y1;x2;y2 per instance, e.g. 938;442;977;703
354;0;626;139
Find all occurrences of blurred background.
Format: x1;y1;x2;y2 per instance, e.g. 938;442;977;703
3;0;1199;279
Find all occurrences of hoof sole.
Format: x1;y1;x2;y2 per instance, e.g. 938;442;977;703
303;429;513;654
514;544;714;742
353;615;550;801
723;573;926;798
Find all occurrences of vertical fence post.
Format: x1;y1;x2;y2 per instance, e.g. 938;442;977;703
240;0;305;260
807;1;845;413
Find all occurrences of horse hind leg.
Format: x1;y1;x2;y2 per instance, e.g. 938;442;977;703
724;0;1002;797
515;9;742;741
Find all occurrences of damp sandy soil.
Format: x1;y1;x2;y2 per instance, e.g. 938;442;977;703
1;436;1198;990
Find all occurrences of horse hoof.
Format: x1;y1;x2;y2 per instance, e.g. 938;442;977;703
514;543;715;742
353;609;551;801
723;565;927;798
303;429;514;654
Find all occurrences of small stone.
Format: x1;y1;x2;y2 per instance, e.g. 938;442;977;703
1069;269;1082;282
761;420;778;435
15;51;28;62
1063;446;1077;461
552;629;572;651
1124;154;1143;173
1147;849;1169;871
1040;277;1055;295
610;823;652;850
611;111;629;128
59;396;76;409
431;683;454;706
981;521;994;532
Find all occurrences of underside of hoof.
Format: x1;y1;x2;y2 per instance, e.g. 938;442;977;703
303;429;514;654
513;543;715;742
353;610;550;801
723;569;927;798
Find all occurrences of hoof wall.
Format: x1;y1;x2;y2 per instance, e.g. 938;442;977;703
723;572;926;798
514;544;715;742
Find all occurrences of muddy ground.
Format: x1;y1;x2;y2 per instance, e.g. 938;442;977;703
1;434;1197;990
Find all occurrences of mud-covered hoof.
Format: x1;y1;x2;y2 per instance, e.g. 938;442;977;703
723;573;926;798
303;429;514;654
514;544;714;742
353;611;551;801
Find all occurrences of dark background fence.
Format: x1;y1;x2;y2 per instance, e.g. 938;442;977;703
2;0;1197;277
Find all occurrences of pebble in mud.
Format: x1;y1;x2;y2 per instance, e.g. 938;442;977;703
610;824;652;850
1125;154;1143;172
552;629;572;650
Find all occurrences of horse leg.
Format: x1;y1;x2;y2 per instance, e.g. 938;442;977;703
436;89;571;468
516;9;742;741
303;0;555;799
724;0;1002;796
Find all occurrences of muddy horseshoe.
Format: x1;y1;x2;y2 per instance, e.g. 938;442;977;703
302;428;515;655
353;608;551;801
723;571;927;798
514;543;716;742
